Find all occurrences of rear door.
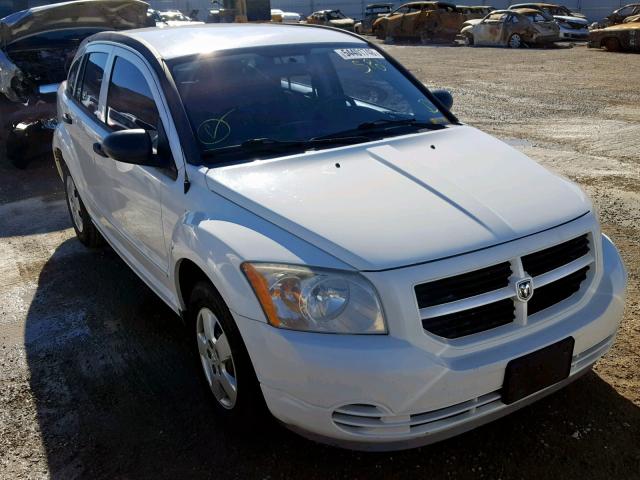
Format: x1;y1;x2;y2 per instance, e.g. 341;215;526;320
63;45;113;221
95;46;180;277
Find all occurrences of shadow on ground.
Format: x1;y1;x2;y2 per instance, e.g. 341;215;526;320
24;238;640;479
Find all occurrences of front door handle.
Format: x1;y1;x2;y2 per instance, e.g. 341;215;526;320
62;113;72;124
93;142;108;158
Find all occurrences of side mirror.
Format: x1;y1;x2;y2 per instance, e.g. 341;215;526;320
432;89;453;111
102;129;159;167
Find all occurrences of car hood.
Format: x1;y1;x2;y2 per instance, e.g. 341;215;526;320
205;126;591;271
554;15;588;25
0;0;149;46
597;20;640;31
463;19;483;27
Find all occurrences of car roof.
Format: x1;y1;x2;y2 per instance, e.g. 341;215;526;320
366;3;394;7
510;3;559;7
511;8;546;14
93;24;366;60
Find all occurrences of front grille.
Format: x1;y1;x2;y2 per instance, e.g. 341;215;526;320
415;262;511;309
522;234;589;277
417;234;593;340
528;266;590;316
422;299;515;339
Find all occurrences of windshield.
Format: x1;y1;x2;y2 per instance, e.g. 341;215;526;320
327;10;347;19
170;43;451;162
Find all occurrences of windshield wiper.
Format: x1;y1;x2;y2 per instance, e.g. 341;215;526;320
358;118;443;130
202;136;371;158
317;118;444;141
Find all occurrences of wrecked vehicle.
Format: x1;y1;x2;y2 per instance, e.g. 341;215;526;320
354;3;393;34
270;9;301;23
602;4;640;27
372;1;465;43
306;10;355;31
457;5;495;20
157;9;203;26
0;0;148;168
588;19;640;52
508;3;588;40
460;9;560;48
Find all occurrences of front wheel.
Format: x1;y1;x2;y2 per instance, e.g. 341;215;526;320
603;37;621;52
463;33;474;46
508;33;522;48
189;282;266;423
63;167;103;248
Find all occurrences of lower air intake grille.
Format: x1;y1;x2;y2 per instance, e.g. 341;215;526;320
422;299;515;339
528;266;590;316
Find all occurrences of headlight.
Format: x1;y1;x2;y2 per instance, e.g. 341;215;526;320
241;263;387;334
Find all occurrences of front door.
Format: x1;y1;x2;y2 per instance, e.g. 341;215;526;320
474;12;507;45
95;48;179;276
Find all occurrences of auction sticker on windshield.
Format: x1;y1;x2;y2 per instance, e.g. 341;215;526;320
334;48;384;60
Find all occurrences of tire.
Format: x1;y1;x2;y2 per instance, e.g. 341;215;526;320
603;37;621;52
63;166;103;248
464;33;474;46
188;281;266;425
508;33;522;48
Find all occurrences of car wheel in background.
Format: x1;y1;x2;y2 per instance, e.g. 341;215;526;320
63;167;103;248
464;33;474;46
189;281;266;425
603;37;621;52
508;33;522;48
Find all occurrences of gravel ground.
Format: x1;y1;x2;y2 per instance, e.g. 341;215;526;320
0;43;638;479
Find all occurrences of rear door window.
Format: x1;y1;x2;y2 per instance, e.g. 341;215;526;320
66;57;81;97
76;52;108;117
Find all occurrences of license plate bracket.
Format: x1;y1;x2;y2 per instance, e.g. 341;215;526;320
502;337;574;405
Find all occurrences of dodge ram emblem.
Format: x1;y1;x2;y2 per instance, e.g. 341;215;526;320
516;279;533;302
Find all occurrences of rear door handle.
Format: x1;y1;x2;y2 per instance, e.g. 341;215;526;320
93;142;108;158
62;113;72;124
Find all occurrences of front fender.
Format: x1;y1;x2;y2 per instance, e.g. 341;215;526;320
170;190;354;322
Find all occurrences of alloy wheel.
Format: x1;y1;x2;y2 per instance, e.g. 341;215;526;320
196;307;237;409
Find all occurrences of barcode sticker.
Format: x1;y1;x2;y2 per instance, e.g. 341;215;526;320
334;48;384;60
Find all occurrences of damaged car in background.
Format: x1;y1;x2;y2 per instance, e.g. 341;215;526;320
0;0;148;168
354;3;393;34
588;16;640;52
460;9;560;48
508;3;588;41
457;5;495;20
599;3;640;27
373;1;466;44
306;10;356;31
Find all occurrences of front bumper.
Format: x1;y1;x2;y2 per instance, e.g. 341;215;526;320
559;28;589;40
235;233;626;450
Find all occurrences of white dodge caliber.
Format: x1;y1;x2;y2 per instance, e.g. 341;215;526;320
53;24;627;451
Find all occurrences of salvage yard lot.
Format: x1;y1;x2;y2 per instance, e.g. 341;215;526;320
1;43;639;479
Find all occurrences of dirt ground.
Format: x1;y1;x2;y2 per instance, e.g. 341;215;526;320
0;43;638;479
